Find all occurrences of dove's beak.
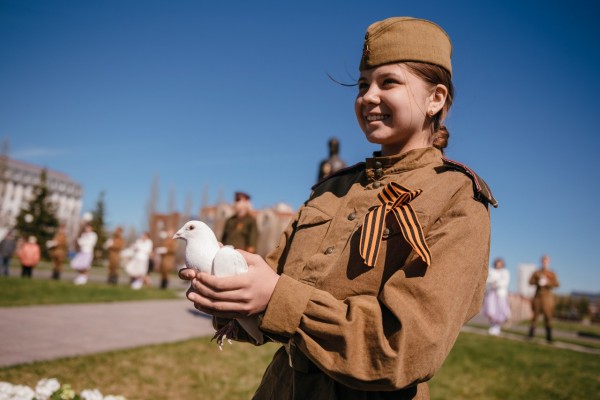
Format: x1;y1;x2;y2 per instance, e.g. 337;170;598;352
173;231;182;240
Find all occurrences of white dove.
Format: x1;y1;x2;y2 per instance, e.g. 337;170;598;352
173;220;265;349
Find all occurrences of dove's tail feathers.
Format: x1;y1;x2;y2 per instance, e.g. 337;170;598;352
238;317;265;345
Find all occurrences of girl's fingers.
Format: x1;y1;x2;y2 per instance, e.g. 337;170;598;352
178;267;197;280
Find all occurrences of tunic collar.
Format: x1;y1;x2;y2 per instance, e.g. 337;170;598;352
365;147;442;181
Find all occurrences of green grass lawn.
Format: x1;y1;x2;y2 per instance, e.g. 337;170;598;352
0;275;180;306
430;333;600;399
0;332;598;400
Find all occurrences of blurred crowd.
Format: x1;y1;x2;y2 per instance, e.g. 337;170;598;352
0;224;178;290
0;190;261;291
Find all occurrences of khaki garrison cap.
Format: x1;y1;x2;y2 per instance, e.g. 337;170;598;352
359;17;452;75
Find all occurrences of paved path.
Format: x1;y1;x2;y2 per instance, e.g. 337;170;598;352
461;325;600;355
1;266;598;369
0;299;215;368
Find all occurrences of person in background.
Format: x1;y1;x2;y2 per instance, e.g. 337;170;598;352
17;235;41;278
0;230;17;276
181;16;496;399
105;226;125;285
70;223;98;285
156;229;177;289
124;232;153;290
221;191;258;253
483;257;511;335
47;224;68;280
528;254;560;342
317;137;347;182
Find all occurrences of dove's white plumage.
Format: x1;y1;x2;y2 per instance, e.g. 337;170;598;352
174;220;264;346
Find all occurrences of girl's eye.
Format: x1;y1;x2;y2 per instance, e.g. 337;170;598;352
382;78;399;86
358;82;369;91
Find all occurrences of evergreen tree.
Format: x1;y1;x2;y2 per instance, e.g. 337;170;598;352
15;169;59;258
91;191;107;262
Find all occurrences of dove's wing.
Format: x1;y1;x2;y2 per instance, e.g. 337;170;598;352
212;245;248;276
237;317;265;345
212;245;264;345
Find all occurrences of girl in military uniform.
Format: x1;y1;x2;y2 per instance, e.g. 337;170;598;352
181;17;496;399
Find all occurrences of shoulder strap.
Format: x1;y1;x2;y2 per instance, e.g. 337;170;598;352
442;157;498;208
311;162;365;191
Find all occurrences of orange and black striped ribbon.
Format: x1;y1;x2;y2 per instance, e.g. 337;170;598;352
359;182;431;268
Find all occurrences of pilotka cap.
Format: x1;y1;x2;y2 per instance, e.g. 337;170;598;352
359;17;452;75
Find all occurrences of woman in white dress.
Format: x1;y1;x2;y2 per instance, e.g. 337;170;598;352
70;224;98;285
484;257;511;335
124;232;153;290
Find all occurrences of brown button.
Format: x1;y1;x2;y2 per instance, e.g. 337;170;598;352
383;228;391;235
374;168;383;177
324;247;334;255
373;181;381;188
374;161;382;168
348;213;356;221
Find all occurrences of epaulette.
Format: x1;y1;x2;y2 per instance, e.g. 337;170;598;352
442;157;498;208
311;162;365;191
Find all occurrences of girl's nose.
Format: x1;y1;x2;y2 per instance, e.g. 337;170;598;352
361;85;380;104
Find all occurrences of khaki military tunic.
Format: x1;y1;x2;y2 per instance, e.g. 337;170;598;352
159;236;178;280
221;148;492;399
221;214;259;252
107;234;125;275
529;270;559;326
50;232;68;271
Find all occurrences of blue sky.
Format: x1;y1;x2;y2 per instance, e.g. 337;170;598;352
1;0;599;294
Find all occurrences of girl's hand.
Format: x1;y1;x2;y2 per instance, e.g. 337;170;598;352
183;250;279;319
179;267;199;281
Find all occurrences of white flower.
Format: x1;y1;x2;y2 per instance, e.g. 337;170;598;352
0;382;14;400
35;378;61;400
80;389;103;400
59;384;76;400
0;382;14;394
0;380;126;400
9;384;35;400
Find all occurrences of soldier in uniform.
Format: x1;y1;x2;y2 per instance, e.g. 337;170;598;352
221;191;258;253
181;17;496;399
48;224;68;280
105;226;125;285
317;137;347;182
528;254;560;342
157;229;178;289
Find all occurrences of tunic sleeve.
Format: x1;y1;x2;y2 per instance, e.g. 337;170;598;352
260;184;491;391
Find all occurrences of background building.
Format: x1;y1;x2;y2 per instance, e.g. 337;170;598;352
0;156;83;246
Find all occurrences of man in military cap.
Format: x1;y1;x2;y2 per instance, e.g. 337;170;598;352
528;254;560;342
221;191;258;253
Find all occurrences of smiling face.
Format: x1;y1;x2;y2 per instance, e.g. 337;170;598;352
355;63;446;156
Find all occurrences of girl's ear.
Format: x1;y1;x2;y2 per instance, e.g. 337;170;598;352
428;84;448;116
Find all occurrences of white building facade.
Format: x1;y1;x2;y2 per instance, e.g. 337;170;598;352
0;157;83;246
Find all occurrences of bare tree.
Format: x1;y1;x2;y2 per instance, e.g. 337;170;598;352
144;174;160;231
183;191;194;221
0;139;9;229
168;185;177;214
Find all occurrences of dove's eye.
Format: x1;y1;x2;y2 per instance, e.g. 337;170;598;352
189;225;195;230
